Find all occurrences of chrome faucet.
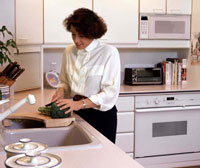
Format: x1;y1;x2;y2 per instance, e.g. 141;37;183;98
0;94;36;121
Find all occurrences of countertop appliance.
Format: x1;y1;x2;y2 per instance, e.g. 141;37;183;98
134;92;200;167
140;14;191;40
124;67;163;85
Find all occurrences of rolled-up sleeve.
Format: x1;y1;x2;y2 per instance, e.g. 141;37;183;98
89;48;120;111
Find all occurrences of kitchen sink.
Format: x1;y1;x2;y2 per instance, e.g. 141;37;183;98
1;121;102;152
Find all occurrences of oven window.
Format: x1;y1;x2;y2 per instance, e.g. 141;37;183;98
152;121;187;137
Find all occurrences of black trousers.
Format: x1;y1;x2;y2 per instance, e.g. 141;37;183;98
75;106;117;143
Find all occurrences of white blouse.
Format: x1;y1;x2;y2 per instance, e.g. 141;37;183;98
58;39;121;111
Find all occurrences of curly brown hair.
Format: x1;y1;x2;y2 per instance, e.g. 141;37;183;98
63;8;107;39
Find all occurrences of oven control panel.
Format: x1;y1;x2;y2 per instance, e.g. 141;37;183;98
135;93;200;108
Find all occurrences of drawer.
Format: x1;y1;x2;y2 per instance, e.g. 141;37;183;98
117;112;134;133
116;96;134;112
116;133;134;153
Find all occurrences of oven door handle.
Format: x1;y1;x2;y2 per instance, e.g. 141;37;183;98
135;106;200;113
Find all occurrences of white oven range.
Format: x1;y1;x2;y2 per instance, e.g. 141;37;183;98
134;92;200;168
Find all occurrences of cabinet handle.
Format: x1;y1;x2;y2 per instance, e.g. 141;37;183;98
152;9;164;14
17;37;29;43
18;37;28;40
169;8;181;14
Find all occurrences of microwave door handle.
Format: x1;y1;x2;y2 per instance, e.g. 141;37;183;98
135;106;200;113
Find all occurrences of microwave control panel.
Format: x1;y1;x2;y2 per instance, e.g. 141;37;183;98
140;16;149;39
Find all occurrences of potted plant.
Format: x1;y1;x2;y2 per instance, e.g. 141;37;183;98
0;25;19;66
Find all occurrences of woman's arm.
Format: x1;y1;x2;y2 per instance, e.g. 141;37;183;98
51;87;65;102
51;49;71;101
56;98;99;114
89;47;121;111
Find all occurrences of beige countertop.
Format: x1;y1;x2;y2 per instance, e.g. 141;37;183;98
120;83;200;94
0;88;144;168
1;83;199;167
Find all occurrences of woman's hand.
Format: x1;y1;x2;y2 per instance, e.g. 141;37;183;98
51;88;65;102
56;99;82;114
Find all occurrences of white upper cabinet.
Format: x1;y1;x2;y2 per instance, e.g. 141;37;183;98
140;0;192;15
15;0;43;45
0;0;15;39
44;0;92;44
140;0;166;14
93;0;138;44
167;0;192;14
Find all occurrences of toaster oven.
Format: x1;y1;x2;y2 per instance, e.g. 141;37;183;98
124;67;163;85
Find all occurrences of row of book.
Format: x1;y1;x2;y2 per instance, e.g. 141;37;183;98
157;58;187;85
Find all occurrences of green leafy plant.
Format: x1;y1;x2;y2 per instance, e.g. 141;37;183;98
0;26;19;65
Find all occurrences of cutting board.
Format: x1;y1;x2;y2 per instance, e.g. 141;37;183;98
4;111;75;128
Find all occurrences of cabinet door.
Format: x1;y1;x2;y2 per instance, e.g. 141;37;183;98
140;0;166;14
93;0;138;44
116;96;134;112
0;0;15;39
16;0;43;44
116;133;134;153
12;52;41;91
44;0;92;44
167;0;192;14
117;112;134;133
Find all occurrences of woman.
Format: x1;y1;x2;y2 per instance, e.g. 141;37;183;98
52;8;120;143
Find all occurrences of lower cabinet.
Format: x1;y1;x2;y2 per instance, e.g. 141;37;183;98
116;133;134;153
115;96;134;156
117;112;134;132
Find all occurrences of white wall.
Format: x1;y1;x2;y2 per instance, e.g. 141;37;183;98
43;48;178;85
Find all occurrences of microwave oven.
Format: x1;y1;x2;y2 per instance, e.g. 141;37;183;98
140;14;191;40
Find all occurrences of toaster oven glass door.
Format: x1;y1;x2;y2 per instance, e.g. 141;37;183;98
137;69;160;77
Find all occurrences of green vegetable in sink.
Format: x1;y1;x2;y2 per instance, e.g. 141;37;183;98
38;102;71;119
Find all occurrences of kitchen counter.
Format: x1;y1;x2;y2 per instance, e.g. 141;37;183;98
0;88;144;168
120;83;200;94
3;83;199;115
1;83;199;167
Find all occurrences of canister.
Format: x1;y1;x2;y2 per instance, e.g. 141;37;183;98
5;151;62;168
4;138;47;158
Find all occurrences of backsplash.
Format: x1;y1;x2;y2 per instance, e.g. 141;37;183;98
43;48;178;85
